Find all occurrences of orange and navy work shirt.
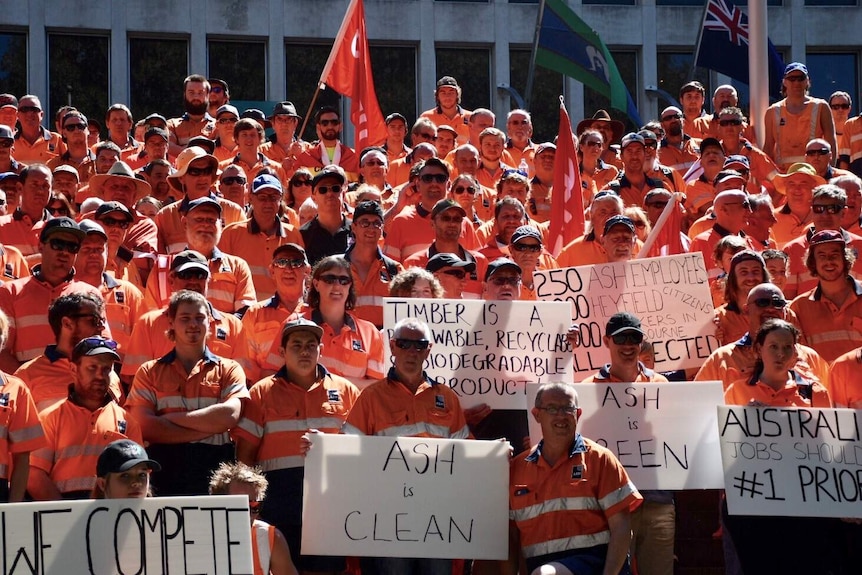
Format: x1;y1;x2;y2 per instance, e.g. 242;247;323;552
509;435;642;569
155;193;247;254
344;245;403;328
828;347;862;408
0;371;45;481
234;365;359;471
790;277;862;362
580;362;668;384
30;389;142;496
343;368;470;438
724;370;832;408
126;348;249;446
236;296;304;384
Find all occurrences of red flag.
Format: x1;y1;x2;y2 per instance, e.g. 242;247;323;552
319;0;388;150
547;98;585;257
643;198;687;258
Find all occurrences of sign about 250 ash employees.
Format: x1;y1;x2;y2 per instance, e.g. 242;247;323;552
534;253;718;374
383;298;574;409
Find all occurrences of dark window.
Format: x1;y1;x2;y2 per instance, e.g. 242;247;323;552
656;51;710;109
0;32;27;99
48;33;109;123
208;40;267;101
370;45;418;124
129;37;188;119
584;50;639;134
435;46;492;112
807;52;858;107
509;48;564;142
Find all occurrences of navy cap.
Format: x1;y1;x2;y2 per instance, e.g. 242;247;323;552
184;196;222;214
353;200;384;221
40;217;85;243
97;439;161;476
603;215;636;235
484;257;521;281
72;336;120;363
784;62;809;77
426;253;476;274
171;249;210;274
252;174;283;195
510;225;543;245
605;312;644;337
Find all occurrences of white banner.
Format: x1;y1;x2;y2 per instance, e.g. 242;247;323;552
0;495;253;573
719;405;862;517
526;381;725;489
533;253;719;375
383;298;574;408
302;433;509;559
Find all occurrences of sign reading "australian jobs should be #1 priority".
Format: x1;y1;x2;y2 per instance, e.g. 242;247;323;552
534;253;719;374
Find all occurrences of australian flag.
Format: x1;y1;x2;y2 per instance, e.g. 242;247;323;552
695;0;785;102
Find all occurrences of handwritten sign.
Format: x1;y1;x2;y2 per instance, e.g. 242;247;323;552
302;433;509;559
526;382;725;489
0;495;253;574
534;253;718;374
383;298;574;408
719;405;862;517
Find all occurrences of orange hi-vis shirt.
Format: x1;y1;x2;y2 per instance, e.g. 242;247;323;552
264;310;385;383
657;136;700;177
234;365;359;471
343;245;403;328
219;153;288;190
403;244;487;300
16;346;124;414
46;151;97;187
724;370;832;408
31;391;142;496
0;210;46;257
98;274;146;358
0;371;45;481
768;98;828;169
695;333;830;391
12;128;65;164
126;348;249;447
155;193;246;254
827;347;862;408
839;115;862;175
509;435;642;570
384;204;479;262
219;218;304;301
772;204;813;250
236;296;304;384
343;368;470;438
145;247;257;314
420;105;471;145
580;362;668;384
790;278;862;362
712;303;806;348
120;304;243;379
0;243;30;281
0;271;106;363
783;228;862;298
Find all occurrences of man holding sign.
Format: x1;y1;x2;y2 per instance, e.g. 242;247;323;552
506;383;641;575
581;313;674;575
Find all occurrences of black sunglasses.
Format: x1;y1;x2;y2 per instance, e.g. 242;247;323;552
419;173;447;184
611;332;644;346
319;274;352;286
48;238;80;254
394;338;430;351
752;296;787;309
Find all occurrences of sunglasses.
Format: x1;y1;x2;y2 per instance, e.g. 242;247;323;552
64;124;87;132
831;103;851;110
393;338;430;351
611;332;644;345
805;148;830;156
315;185;342;195
272;258;306;269
584;140;603;148
453;185;476;195
647;201;668;209
419;173;447;184
175;269;209;280
73;316;107;329
363;160;386;167
812;204;845;214
511;243;542;253
418;133;437;141
220;176;246;186
719;119;743;126
78;336;115;348
355;219;383;229
319;119;340;126
489;276;521;287
99;217;130;229
48;238;80;254
48;206;69;216
752;296;787;309
440;269;466;279
644;142;658;149
211;86;224;94
661;114;683;121
292;179;312;187
319;274;352;286
0;140;12;149
632;221;647;229
18;105;41;114
186;166;214;177
217;117;238;125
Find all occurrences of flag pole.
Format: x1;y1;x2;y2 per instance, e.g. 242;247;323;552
524;0;547;111
299;85;324;142
636;195;679;258
688;1;711;81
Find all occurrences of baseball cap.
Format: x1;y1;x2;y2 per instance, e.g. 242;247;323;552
353;200;384;221
620;133;645;149
312;164;347;187
385;112;407;125
184;196;222;214
52;164;80;180
431;198;466;219
95;201;134;222
661;106;683;121
0;172;20;184
700;137;723;153
78;219;108;240
437;76;460;89
71;336;121;363
784;62;809;77
281;318;324;344
638;129;658;142
730;249;765;269
272;243;307;261
437;124;458;137
169;146;219;191
144;127;169;142
426;253;476;274
0;94;18;109
724;155;750;170
644;188;672;203
171;250;210;274
270;101;301;119
605;312;644;337
216;104;239;119
144;113;167;127
252;174;283;195
810;229;847;247
484;257;521;281
96;439;161;477
714;170;746;187
240;108;271;129
510;225;543;245
713;189;749;208
40;217;85;243
603;215;636;235
535;142;556;156
187;136;216;155
0;125;13;141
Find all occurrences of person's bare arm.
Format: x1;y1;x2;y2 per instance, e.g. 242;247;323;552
9;452;30;502
762;108;777;162
0;350;20;374
269;527;300;575
601;509;633;575
129;405;213;444
235;438;258;467
161;397;242;434
27;467;62;501
820;103;838;162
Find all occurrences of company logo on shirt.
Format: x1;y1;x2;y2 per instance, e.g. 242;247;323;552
0;393;8;407
351;340;364;352
216;328;227;341
118;420;127;434
327;389;340;403
435;395;445;410
571;465;584;480
116;290;125;304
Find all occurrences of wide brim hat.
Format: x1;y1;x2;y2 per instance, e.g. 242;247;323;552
89;161;152;202
576;109;625;143
167;146;220;192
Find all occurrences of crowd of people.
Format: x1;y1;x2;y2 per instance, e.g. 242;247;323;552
0;61;859;574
